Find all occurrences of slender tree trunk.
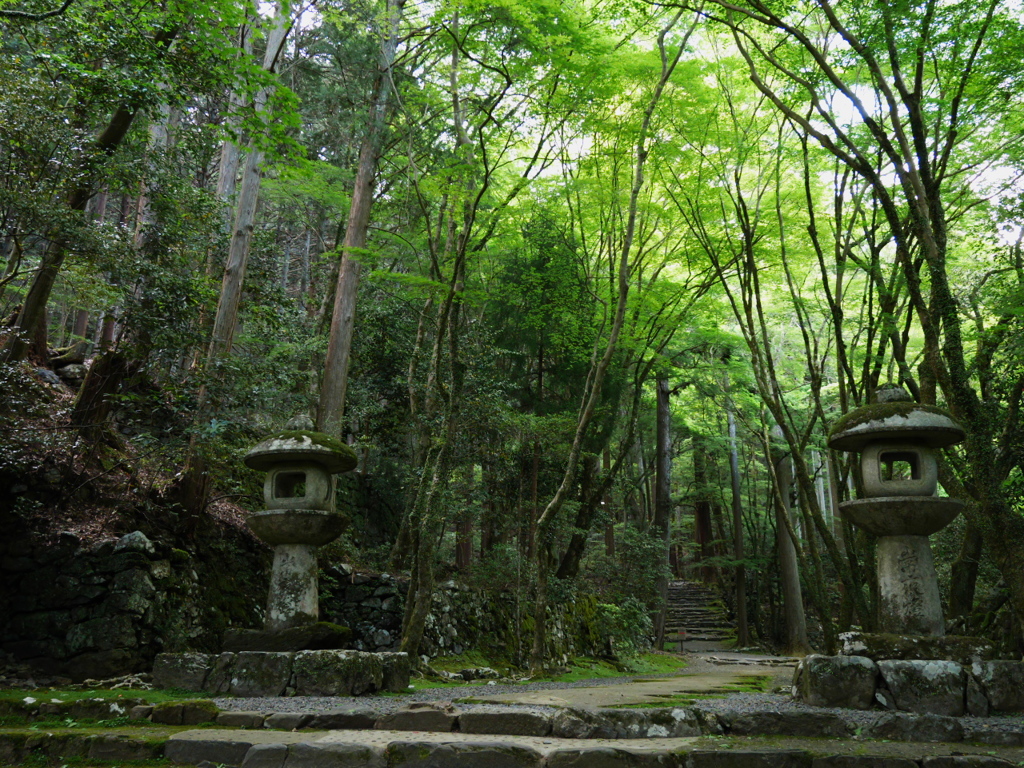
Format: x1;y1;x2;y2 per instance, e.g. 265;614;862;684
604;447;615;556
530;12;697;671
693;435;714;583
773;446;810;655
727;407;750;647
652;376;672;650
317;0;404;437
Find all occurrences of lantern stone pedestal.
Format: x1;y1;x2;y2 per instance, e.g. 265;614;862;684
829;387;965;636
242;417;356;635
793;387;1024;715
152;417;410;695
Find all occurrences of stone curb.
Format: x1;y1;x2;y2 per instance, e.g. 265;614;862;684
160;730;1023;768
203;702;1024;748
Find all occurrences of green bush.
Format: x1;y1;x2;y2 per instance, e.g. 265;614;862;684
596;596;652;659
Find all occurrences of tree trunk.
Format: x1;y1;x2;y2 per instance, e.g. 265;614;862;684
317;0;404;437
554;454;600;579
949;520;983;623
174;9;289;527
727;407;750;647
652;376;672;650
693;434;714;583
207;8;289;359
774;447;810;655
70;350;129;443
604;448;615;556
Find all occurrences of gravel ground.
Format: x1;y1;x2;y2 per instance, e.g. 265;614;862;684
213;654;1024;736
214;656;730;716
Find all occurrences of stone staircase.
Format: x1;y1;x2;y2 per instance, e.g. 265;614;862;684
663;579;735;643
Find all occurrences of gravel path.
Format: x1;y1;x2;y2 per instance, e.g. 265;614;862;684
214;656;731;716
213;654;1024;736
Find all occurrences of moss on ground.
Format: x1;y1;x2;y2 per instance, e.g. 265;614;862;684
0;689;201;707
531;653;689;683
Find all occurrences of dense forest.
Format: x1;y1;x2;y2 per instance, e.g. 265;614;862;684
2;0;1023;669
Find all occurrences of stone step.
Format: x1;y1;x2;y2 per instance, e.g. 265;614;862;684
663;579;735;641
161;724;1024;768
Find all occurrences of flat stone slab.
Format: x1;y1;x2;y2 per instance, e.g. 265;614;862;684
164;729;1024;768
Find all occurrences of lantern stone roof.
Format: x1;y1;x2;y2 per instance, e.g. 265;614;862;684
244;417;357;473
828;398;965;452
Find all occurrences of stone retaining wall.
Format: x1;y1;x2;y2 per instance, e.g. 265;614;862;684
1;526;613;681
320;571;608;664
0;529;267;682
794;654;1024;716
151;649;411;696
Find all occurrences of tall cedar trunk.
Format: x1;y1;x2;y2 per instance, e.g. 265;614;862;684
72;309;89;341
604;447;615;556
317;0;404;437
455;465;473;572
693;435;714;583
215;24;251;217
773;447;810;654
727;407;750;646
652;376;672;650
207;10;289;359
175;10;289;524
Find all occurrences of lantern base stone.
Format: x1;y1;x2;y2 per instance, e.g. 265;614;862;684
266;544;320;632
877;535;944;636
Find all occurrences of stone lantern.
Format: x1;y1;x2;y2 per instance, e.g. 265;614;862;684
828;386;965;636
243;416;357;632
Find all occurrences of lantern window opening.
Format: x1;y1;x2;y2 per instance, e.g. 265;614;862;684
275;471;308;500
879;451;920;482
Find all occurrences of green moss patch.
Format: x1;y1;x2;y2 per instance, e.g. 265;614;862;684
829;401;952;438
269;430;354;456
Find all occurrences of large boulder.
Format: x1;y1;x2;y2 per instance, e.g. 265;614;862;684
877;660;964;716
151;653;213;691
971;660;1024;712
793;654;878;709
291;650;383;696
379;651;411;692
229;652;293;697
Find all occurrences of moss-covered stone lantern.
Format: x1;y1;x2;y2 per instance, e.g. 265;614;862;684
243;415;357;632
829;386;965;636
